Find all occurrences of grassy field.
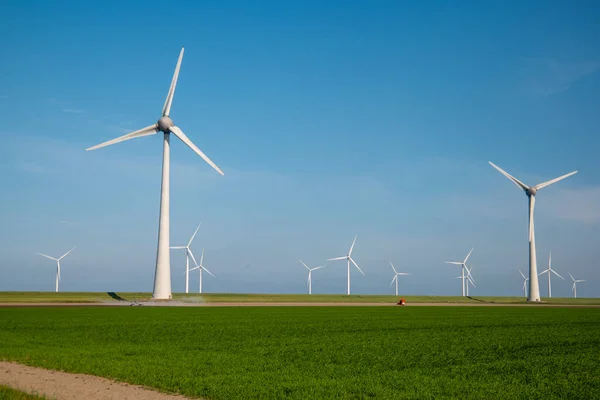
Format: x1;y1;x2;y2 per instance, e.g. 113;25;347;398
0;385;46;399
0;291;599;305
1;307;599;399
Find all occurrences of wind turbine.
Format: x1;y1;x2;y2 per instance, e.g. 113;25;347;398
446;247;474;296
170;223;201;294
569;273;585;298
37;247;76;292
455;265;475;296
519;269;529;297
538;252;564;298
299;261;325;295
489;161;577;302
389;261;410;296
189;249;214;293
327;235;365;295
86;48;224;300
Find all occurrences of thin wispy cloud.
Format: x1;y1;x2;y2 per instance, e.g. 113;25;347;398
62;108;85;114
522;57;600;96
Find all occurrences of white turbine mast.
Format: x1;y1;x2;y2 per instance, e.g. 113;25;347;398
568;273;585;299
189;248;215;294
519;269;529;297
489;162;576;302
389;261;410;297
37;247;76;292
538;252;564;298
86;48;224;300
299;260;325;295
446;247;474;296
327;235;364;295
170;223;201;294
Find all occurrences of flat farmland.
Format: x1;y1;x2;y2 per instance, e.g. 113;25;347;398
1;307;599;399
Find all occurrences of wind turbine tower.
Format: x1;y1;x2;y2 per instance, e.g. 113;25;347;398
37;247;76;292
489;162;577;302
86;48;224;300
569;273;585;298
538;252;564;298
327;235;365;295
170;223;201;294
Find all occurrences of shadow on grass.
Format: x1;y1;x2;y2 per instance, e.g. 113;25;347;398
107;292;127;301
467;296;492;303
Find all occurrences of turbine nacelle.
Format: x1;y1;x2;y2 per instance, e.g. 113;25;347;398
157;116;174;133
526;187;537;196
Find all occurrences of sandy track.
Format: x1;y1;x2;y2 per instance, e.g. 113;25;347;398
0;362;194;400
0;301;598;307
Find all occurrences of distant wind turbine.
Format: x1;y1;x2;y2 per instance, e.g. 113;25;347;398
170;223;201;293
389;261;410;296
37;247;76;292
299;261;325;295
538;252;564;298
519;269;529;297
327;235;364;295
489;161;577;302
569;273;585;298
446;247;474;296
190;249;214;294
86;48;224;300
455;265;475;296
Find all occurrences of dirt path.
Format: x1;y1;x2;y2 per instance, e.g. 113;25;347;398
0;362;195;400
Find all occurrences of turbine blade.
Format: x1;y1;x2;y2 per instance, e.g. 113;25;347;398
188;223;202;246
58;247;76;260
327;256;347;261
37;253;57;261
86;124;158;151
446;261;463;265
398;273;411;276
569;273;575;282
548;252;552;269
200;248;204;265
535;171;578;191
170;246;187;249
170;125;224;175
348;235;357;256
464;247;474;263
162;47;185;117
389;261;397;274
312;266;325;271
577;280;585;283
488;161;529;191
202;265;215;277
538;269;549;276
299;260;310;270
552;270;564;280
390;275;397;286
349;257;365;276
519;269;526;279
187;249;199;269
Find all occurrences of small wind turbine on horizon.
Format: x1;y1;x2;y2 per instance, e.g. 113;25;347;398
189;249;215;293
538;253;564;298
86;47;224;300
569;273;585;298
327;235;365;295
170;223;201;294
489;161;577;302
389;261;410;296
37;247;76;292
519;269;529;297
446;247;474;296
299;261;325;295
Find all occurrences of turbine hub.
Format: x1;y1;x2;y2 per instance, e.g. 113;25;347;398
157;116;174;133
526;187;537;196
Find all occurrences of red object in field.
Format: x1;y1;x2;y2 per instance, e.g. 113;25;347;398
397;298;406;306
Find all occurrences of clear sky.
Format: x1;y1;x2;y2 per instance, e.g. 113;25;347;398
1;0;599;297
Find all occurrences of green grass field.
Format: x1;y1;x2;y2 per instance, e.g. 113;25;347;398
0;385;46;399
1;291;599;305
1;307;599;399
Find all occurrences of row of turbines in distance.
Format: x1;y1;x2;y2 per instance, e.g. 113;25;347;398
34;47;585;301
37;230;586;298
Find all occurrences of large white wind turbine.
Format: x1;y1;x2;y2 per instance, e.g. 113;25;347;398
519;269;529;297
446;247;474;296
568;273;585;298
190;249;214;294
489;162;577;302
389;261;410;296
86;48;224;300
538;252;563;298
327;235;365;295
299;261;325;295
37;247;76;292
170;223;201;294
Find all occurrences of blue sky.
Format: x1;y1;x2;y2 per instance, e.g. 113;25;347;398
1;1;599;297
